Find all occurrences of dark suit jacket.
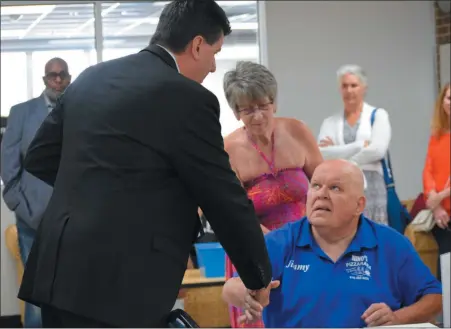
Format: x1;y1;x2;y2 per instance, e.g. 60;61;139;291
18;45;272;327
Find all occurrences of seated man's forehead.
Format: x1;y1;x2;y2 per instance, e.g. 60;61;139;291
313;166;350;180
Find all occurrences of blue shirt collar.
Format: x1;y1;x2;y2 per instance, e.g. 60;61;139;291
296;215;378;251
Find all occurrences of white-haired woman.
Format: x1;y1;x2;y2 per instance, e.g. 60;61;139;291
223;61;323;328
317;65;391;225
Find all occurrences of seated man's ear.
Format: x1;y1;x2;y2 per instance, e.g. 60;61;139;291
356;196;366;216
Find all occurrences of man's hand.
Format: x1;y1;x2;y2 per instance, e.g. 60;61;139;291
361;303;400;327
319;137;334;147
250;280;280;307
363;140;370;147
433;206;450;229
238;280;280;324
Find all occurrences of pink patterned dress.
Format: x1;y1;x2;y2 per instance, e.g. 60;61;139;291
225;132;309;328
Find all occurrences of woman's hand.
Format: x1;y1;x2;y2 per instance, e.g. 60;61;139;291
438;186;450;200
428;187;450;210
427;191;443;210
433;206;450;229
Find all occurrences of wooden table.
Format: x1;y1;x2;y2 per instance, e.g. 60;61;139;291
180;270;230;328
182;269;225;288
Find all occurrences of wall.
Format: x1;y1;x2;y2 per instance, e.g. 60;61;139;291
435;1;451;87
259;1;437;200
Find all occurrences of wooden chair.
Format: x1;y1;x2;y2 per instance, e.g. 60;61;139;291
4;224;25;325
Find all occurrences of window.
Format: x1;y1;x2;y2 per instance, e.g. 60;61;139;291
1;3;96;99
101;2;153;61
103;48;141;62
0;52;27;116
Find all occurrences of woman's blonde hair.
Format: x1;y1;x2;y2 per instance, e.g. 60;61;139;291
431;82;450;137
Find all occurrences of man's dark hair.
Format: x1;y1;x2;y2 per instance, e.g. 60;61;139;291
150;0;232;53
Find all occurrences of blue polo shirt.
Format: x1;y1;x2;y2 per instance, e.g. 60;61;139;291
236;216;442;328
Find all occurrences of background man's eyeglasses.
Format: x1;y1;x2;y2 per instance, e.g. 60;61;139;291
45;71;70;81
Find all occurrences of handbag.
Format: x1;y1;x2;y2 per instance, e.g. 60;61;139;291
371;108;412;234
410;209;435;232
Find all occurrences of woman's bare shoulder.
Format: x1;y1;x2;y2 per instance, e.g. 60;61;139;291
224;127;246;153
277;117;312;139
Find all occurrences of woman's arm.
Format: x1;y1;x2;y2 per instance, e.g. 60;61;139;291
422;136;436;198
288;119;323;179
317;116;364;160
350;108;391;166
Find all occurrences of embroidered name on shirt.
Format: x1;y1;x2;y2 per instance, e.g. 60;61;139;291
285;260;310;272
345;255;372;280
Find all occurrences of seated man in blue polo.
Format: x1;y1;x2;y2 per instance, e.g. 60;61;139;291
222;159;442;328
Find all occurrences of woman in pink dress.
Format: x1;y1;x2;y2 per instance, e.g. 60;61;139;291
223;61;323;328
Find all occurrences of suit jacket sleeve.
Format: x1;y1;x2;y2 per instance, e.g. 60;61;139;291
168;86;272;291
1;104;27;211
23;97;64;187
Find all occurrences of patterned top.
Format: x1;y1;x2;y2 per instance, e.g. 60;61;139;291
243;129;309;228
244;168;309;229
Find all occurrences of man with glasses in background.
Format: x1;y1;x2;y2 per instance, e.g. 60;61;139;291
1;57;71;328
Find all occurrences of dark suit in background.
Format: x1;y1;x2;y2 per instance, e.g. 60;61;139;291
18;43;272;327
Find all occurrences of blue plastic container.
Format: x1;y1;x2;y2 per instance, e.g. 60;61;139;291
194;242;225;278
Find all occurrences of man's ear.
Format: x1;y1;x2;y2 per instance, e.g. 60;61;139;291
356;196;366;216
190;36;203;61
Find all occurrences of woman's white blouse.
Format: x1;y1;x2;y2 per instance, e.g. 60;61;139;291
317;102;392;174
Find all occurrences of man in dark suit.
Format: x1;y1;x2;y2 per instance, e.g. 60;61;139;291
18;0;272;327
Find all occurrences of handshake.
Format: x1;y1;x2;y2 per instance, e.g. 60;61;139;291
239;280;280;324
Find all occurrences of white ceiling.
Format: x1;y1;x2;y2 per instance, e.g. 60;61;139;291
0;1;258;51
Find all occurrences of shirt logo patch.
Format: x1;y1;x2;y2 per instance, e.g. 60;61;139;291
345;254;372;280
285;260;310;272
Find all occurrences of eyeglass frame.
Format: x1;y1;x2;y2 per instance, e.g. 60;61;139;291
236;100;274;116
44;70;71;81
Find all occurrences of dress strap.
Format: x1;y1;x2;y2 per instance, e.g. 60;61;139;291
246;129;276;176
